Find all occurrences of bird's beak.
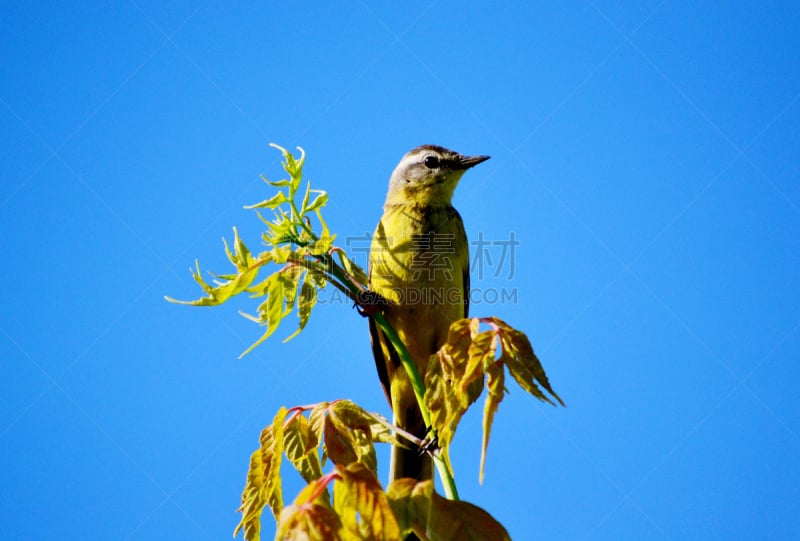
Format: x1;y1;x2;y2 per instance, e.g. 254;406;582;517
456;154;491;170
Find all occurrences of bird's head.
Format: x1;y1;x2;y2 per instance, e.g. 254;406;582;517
385;145;490;206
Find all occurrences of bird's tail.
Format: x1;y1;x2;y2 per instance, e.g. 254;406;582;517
389;402;433;482
390;404;431;541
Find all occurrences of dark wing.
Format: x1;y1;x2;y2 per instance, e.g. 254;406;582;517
368;316;395;407
455;207;469;319
368;221;395;407
463;256;470;318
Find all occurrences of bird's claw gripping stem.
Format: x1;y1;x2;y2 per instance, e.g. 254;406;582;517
355;290;389;317
418;427;439;457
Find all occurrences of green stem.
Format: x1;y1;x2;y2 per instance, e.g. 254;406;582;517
434;455;459;500
319;254;361;296
371;313;428;427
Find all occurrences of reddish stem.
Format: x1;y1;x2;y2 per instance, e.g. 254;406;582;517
301;470;342;507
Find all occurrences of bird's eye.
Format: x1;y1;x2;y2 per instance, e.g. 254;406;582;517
423;155;440;169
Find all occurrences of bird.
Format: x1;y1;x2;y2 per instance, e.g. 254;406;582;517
368;144;490;483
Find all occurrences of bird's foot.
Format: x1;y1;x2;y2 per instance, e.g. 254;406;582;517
354;290;388;317
418;428;439;457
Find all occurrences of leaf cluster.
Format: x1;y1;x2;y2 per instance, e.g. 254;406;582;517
235;401;509;541
425;317;564;483
165;144;367;357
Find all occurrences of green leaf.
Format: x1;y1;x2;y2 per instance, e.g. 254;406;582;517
283;277;316;343
263;210;298;249
234;407;288;541
333;248;368;289
300;182;312;215
424;318;482;463
307;236;335;256
306;266;328;290
323;402;373;470
278;265;304;311
244;191;290;210
464;329;496;393
329;401;378;473
239;272;287;357
491;319;563;407
270;244;293;264
165;257;262;307
480;362;504;484
276;503;348;541
277;479;352;541
223;227;255;270
269;143;305;195
297;278;316;326
308;402;328;465
315;209;334;250
260;172;292;188
304;189;328;213
283;413;324;484
387;479;511;541
334;463;401;541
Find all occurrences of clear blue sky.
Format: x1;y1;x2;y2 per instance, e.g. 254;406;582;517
2;2;799;540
